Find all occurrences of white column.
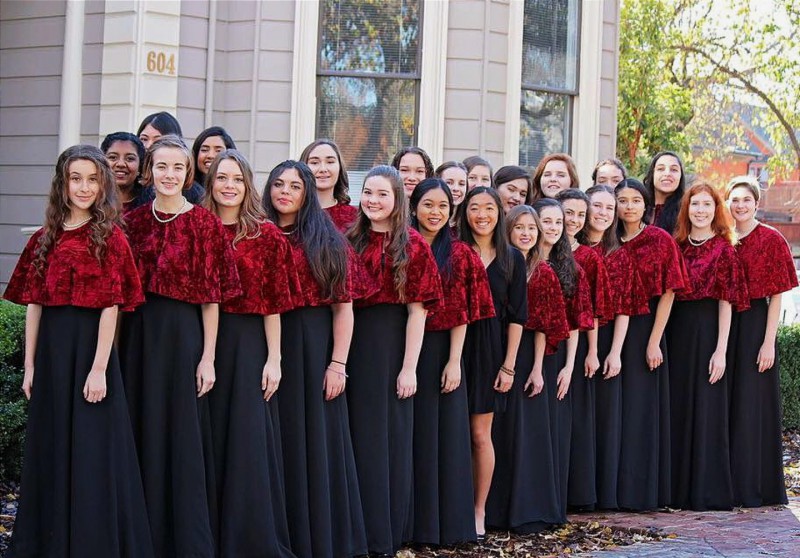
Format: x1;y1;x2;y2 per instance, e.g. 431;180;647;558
289;0;321;157
417;0;449;164
204;0;218;127
503;0;525;165
58;0;85;150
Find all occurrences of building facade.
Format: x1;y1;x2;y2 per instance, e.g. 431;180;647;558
0;0;621;286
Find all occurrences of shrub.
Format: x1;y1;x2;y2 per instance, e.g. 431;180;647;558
778;324;800;430
0;300;26;481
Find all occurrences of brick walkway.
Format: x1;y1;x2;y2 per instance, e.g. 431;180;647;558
569;498;800;557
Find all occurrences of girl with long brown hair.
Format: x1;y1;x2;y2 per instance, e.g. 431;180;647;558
5;145;154;557
668;181;749;511
300;139;358;231
347;165;442;555
202;150;296;557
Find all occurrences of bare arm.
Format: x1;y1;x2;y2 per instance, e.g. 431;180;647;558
557;329;579;400
758;294;782;372
22;304;42;400
585;319;600;377
603;314;630;379
442;324;467;394
524;331;546;397
709;300;732;384
494;323;523;393
646;290;674;370
261;314;281;401
83;305;119;403
196;303;219;397
397;302;427;399
324;302;354;401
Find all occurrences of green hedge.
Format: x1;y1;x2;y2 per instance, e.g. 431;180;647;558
778;324;800;429
0;299;27;481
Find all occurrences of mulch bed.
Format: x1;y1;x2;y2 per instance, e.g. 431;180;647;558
1;429;798;557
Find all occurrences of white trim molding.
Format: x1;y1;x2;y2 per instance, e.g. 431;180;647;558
573;0;604;187
503;0;525;165
289;0;321;157
417;0;449;163
59;0;85;151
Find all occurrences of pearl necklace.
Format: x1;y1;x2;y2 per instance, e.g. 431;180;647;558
688;234;713;247
620;223;645;243
570;238;579;251
152;196;187;224
63;216;92;230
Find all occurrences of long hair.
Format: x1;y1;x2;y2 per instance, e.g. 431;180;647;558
34;145;119;275
459;186;515;281
348;165;411;300
532;153;580;201
532;198;577;297
579;184;621;255
591;158;627;184
463;155;494;187
410;178;454;279
299;139;352;204
494;165;533;205
262;160;349;299
202;150;265;247
614;178;652;242
192;126;236;182
140;135;195;191
506;204;544;278
136;111;183;137
674;180;735;246
555;188;591;239
643;150;686;233
390;146;434;179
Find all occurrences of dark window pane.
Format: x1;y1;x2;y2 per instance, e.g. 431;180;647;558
519;90;571;168
522;0;579;91
319;0;421;75
317;76;417;172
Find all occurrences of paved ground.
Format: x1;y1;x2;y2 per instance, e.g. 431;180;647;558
569;498;800;557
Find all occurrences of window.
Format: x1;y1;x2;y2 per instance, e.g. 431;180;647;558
519;0;580;168
316;0;422;188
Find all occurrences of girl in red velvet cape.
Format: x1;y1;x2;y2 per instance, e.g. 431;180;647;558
264;160;371;558
203;151;296;557
614;178;688;511
300;139;358;233
726;176;796;507
5;145;154;558
579;184;642;510
532;197;593;519
119;135;241;558
346;165;443;556
668;181;749;511
409;179;495;545
556;189;614;511
457;186;527;540
487;204;570;533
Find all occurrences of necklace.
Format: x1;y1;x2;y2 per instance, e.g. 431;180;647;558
737;220;759;240
688;234;713;247
620;222;645;243
570;238;579;251
152;196;187;224
63;216;92;229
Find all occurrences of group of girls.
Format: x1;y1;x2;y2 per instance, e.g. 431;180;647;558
4;109;794;557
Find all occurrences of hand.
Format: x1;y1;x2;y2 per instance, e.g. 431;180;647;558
524;365;544;397
708;350;726;384
396;367;417;399
585;351;600;378
323;361;346;401
603;350;622;379
493;367;513;393
440;360;461;394
757;342;775;373
646;342;663;371
21;365;34;400
196;358;215;397
83;368;107;403
262;359;281;401
556;366;572;400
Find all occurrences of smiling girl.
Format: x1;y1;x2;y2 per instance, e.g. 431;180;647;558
347;165;442;556
463;155;494;191
668;181;748;511
101;131;147;214
391;146;434;197
487;204;570;533
531;153;580;201
435;161;469;218
300;139;358;232
203;150;296;557
725;176;796;508
614;177;687;511
458;186;527;539
120;135;241;557
493;165;533;214
5;145;154;557
409;178;495;545
643;151;686;234
192;126;236;187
